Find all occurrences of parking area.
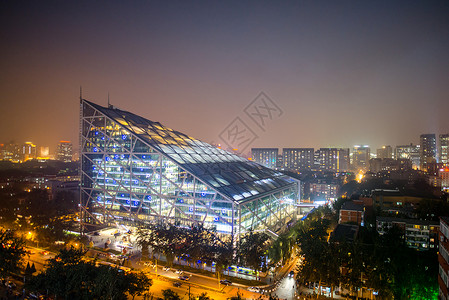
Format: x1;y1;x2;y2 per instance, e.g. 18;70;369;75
86;227;137;255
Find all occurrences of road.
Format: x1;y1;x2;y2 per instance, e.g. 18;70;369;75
26;228;307;299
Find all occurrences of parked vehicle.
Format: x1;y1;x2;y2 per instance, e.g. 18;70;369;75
220;279;232;285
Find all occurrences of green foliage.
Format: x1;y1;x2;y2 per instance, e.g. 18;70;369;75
236;231;269;272
161;289;181;300
294;208;438;299
25;247;152;299
0;228;26;277
127;271;153;299
214;238;234;276
136;222;221;269
197;292;211;300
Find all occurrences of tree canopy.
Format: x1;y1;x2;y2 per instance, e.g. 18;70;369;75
0;228;26;277
26;247;152;300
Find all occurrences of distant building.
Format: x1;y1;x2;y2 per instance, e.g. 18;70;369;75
420;134;437;171
377;145;393;159
440;134;449;164
395;143;420;169
339;201;365;226
0;143;20;161
276;154;283;170
318;148;350;171
369;158;412;173
438;217;449;299
441;169;449;192
352;145;370;170
309;180;339;202
377;216;438;250
371;189;429;210
57;141;73;162
39;146;50;158
22;142;37;161
251;148;278;169
282;148;314;171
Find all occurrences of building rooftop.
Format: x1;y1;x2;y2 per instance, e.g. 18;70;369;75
330;224;359;243
341;201;364;212
377;216;439;226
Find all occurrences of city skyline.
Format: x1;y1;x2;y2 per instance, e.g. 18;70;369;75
1;1;448;152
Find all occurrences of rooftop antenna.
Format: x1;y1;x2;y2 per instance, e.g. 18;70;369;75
108;92;113;108
80;86;83;101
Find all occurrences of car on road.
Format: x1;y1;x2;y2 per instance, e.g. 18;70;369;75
173;281;182;287
41;251;49;256
288;270;295;278
163;266;170;271
93;231;100;236
143;261;154;267
220;279;232;285
248;286;259;292
175;269;183;274
178;275;190;281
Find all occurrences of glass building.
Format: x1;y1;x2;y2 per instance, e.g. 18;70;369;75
80;100;300;239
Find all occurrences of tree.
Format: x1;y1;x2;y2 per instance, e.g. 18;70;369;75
184;224;218;269
26;247;152;299
0;228;26;277
197;292;211;300
136;222;184;267
215;238;234;277
296;218;331;297
162;289;181;300
236;231;269;276
268;232;293;267
127;271;153;300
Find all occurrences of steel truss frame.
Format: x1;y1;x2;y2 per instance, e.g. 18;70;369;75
80;100;299;239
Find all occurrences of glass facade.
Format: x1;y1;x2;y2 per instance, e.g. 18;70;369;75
80;100;300;238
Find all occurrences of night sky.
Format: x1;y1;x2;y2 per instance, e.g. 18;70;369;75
1;1;448;155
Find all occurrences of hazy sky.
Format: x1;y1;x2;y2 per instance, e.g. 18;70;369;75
1;0;448;154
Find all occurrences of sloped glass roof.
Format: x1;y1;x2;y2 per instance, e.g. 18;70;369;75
84;100;296;202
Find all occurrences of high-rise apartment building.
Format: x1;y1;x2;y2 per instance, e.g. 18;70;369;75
318;148;350;172
0;143;20;161
282;148;314;171
251;148;278;169
22;142;37;161
440;134;449;164
39;146;50;158
369;158;412;173
376;145;393;159
420;134;437;171
352;145;370;170
57;141;73;162
395;143;420;169
80;100;300;239
438;217;449;299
